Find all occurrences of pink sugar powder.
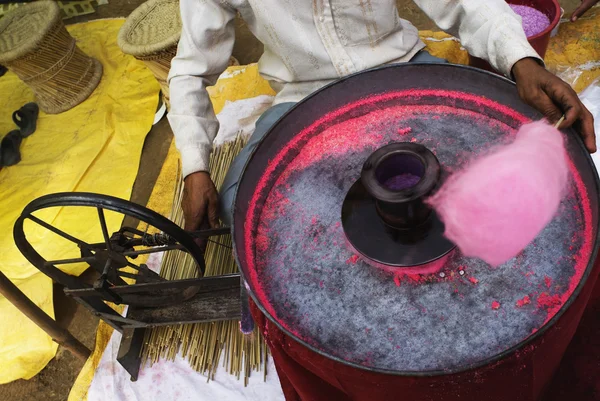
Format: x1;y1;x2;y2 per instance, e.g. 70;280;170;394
492;301;501;310
398;127;412;136
428;120;569;267
509;4;551;37
537;292;562;310
346;254;360;264
516;295;531;308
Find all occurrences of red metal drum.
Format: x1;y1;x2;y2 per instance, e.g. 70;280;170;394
232;64;600;401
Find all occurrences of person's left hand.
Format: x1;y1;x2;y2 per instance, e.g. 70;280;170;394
512;58;596;153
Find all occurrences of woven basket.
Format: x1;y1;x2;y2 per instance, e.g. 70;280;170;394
118;0;180;110
118;0;239;110
0;1;103;114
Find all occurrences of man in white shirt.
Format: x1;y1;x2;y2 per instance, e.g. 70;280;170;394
168;0;596;231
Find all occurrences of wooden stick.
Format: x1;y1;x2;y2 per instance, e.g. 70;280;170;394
0;270;91;361
140;135;271;382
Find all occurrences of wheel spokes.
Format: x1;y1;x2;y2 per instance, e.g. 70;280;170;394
16;192;206;307
97;207;112;251
122;244;184;257
28;214;92;249
44;255;97;267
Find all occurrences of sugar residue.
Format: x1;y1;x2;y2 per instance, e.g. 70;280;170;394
516;295;531;308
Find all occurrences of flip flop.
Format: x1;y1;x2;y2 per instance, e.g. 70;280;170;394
0;130;23;167
12;102;39;137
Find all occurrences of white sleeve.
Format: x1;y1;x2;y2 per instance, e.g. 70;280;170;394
167;0;236;178
412;0;543;76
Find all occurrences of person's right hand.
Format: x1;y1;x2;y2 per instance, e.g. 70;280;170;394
571;0;599;21
182;171;220;231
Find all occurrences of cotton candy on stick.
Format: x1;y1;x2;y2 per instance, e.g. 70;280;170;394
428;120;569;266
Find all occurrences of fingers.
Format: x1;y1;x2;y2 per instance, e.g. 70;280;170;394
571;0;597;21
207;192;220;228
542;79;597;153
525;91;563;124
577;108;597;153
183;198;206;232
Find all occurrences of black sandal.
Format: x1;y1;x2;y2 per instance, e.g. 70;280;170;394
12;102;39;138
1;130;23;167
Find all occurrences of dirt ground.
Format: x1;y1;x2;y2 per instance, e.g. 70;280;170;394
0;0;585;400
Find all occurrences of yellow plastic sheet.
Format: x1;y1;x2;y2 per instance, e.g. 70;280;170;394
0;18;159;383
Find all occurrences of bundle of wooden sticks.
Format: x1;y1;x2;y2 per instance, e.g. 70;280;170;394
140;135;269;385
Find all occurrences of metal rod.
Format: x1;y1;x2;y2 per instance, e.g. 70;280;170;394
97;207;112;251
117;271;141;280
28;214;91;248
189;227;231;238
64;273;241;296
206;238;232;249
0;270;90;361
122;244;184;256
44;255;97;267
101;258;112;277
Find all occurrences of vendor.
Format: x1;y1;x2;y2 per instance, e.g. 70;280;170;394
168;0;596;233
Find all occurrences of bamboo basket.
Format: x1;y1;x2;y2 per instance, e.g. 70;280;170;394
117;0;239;111
117;0;181;110
0;1;103;114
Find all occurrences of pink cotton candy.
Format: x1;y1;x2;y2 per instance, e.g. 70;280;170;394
428;121;568;266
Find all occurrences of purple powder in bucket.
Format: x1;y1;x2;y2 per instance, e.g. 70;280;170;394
510;4;551;37
383;173;421;190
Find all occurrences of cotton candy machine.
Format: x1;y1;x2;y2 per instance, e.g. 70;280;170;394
232;64;600;400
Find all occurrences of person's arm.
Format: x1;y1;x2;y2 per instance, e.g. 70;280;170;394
571;0;599;21
413;0;596;153
412;0;539;76
168;0;236;230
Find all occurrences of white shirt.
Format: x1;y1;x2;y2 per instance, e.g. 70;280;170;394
168;0;540;177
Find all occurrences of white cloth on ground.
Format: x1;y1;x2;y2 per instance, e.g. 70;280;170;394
214;95;274;147
87;330;284;401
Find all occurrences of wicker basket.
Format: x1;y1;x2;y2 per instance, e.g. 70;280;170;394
118;0;239;110
118;0;180;110
0;1;103;114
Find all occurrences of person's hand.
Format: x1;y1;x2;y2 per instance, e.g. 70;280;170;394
571;0;599;21
512;58;596;153
182;171;220;231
